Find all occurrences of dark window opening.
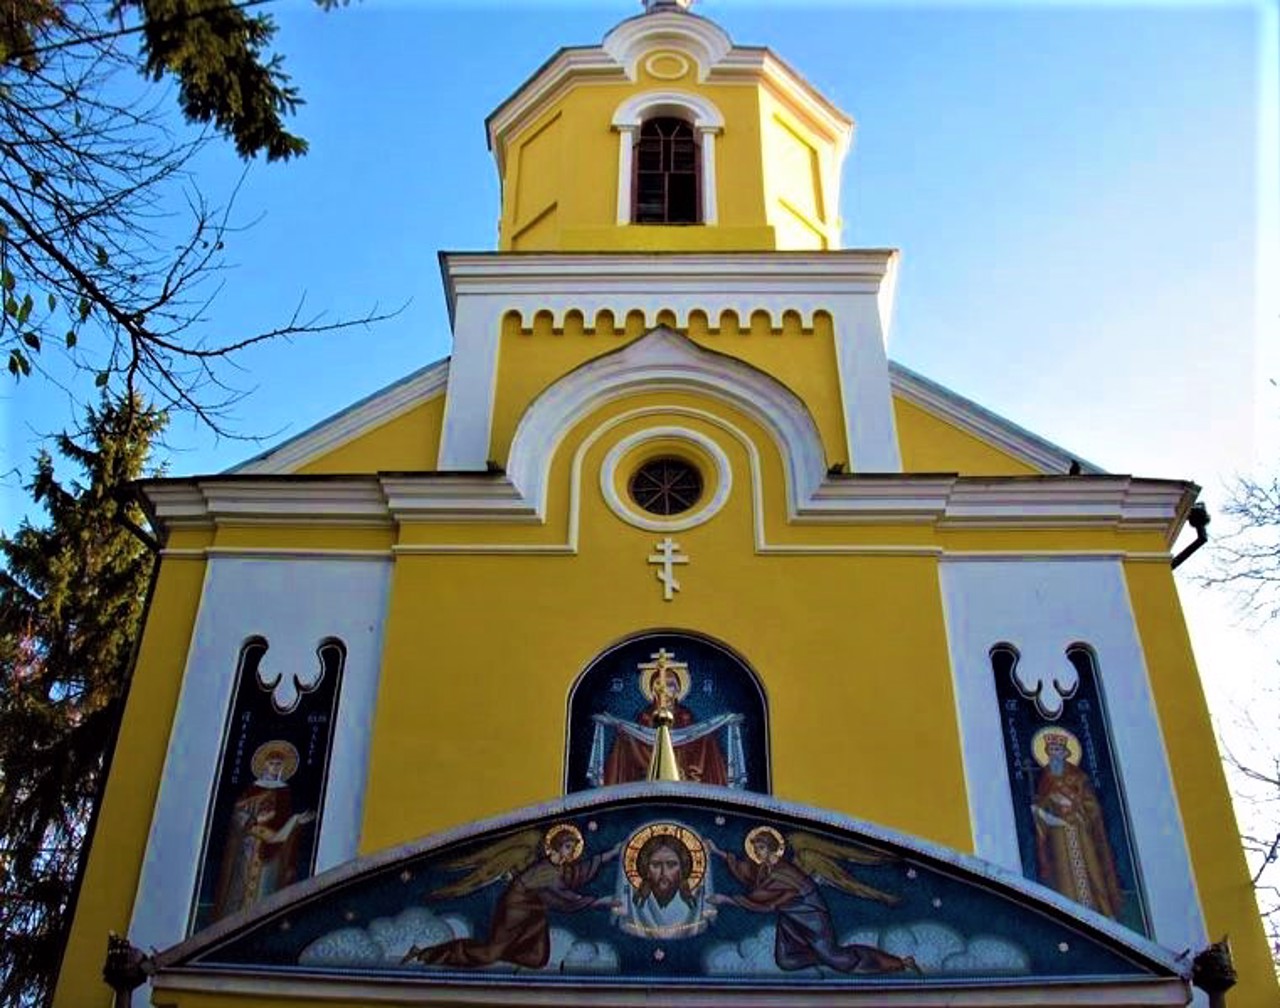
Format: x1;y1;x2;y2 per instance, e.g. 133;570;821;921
629;457;703;516
633;117;701;224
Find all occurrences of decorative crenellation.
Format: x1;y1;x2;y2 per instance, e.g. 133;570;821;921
503;305;830;335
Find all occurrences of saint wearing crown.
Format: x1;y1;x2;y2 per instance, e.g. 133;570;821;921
1030;727;1124;920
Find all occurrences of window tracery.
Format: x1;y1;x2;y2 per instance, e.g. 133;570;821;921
633;117;700;224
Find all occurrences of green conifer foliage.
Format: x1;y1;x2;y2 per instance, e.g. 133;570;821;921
0;395;165;1008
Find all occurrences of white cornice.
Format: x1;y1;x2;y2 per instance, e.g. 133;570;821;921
140;472;1196;546
486;49;626;173
440;250;898;328
151;970;1187;1007
889;362;1102;478
379;475;538;523
143;475;536;529
231;361;449;476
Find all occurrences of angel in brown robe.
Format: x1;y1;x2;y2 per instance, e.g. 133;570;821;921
402;824;618;970
709;826;918;974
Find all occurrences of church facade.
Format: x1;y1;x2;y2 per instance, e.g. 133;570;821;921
53;4;1273;1006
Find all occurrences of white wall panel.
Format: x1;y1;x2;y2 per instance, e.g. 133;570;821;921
129;556;391;953
939;557;1206;960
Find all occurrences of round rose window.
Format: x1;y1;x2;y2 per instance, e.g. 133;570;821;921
628;457;703;516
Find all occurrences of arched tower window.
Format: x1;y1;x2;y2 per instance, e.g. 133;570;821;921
612;90;724;227
634;117;700;224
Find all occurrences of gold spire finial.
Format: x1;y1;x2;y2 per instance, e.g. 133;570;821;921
647;705;683;782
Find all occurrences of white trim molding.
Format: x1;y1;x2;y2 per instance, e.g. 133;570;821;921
436;250;902;474
150;972;1189;1007
508;326;824;520
599;424;732;532
890;363;1102;477
140;468;1198;552
611;89;725;131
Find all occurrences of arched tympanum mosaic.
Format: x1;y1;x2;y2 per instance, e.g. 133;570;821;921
189;636;346;934
154;786;1187;1005
565;632;769;794
991;642;1150;936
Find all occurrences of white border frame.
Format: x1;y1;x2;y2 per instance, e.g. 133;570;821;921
600;425;732;531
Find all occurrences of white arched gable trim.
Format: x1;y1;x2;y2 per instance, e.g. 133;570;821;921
612;90;725;131
601;11;733;83
507;326;826;519
612;91;723;225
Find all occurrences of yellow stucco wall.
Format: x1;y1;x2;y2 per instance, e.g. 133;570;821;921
296;396;444;475
54;387;1278;1006
893;397;1041;476
497;53;841;252
362;392;971;857
489;311;846;470
53;555;207;1008
759;91;839;250
1125;561;1277;1007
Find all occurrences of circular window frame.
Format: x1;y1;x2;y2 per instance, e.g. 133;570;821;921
601;427;731;532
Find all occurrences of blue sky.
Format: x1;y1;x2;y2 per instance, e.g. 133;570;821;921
3;0;1277;810
4;1;1270;483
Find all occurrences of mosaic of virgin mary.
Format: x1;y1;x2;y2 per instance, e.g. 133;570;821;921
569;634;768;793
595;649;742;785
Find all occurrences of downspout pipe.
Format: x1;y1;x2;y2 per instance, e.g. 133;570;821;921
1172;502;1210;570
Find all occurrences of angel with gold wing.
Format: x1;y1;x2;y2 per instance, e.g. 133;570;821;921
402;824;619;970
708;826;919;974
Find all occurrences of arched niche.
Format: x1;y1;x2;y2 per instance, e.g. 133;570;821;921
565;630;769;794
990;640;1150;937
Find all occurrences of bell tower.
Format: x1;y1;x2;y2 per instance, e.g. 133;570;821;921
489;3;853;252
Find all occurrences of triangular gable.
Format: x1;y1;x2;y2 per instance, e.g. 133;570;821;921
231;360;449;475
890;362;1102;476
227;355;1097;482
153;785;1185;1006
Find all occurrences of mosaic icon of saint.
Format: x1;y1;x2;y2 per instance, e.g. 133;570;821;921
403;824;619;970
1030;727;1124;920
709;826;918;974
590;649;744;786
614;823;716;939
212;740;315;921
